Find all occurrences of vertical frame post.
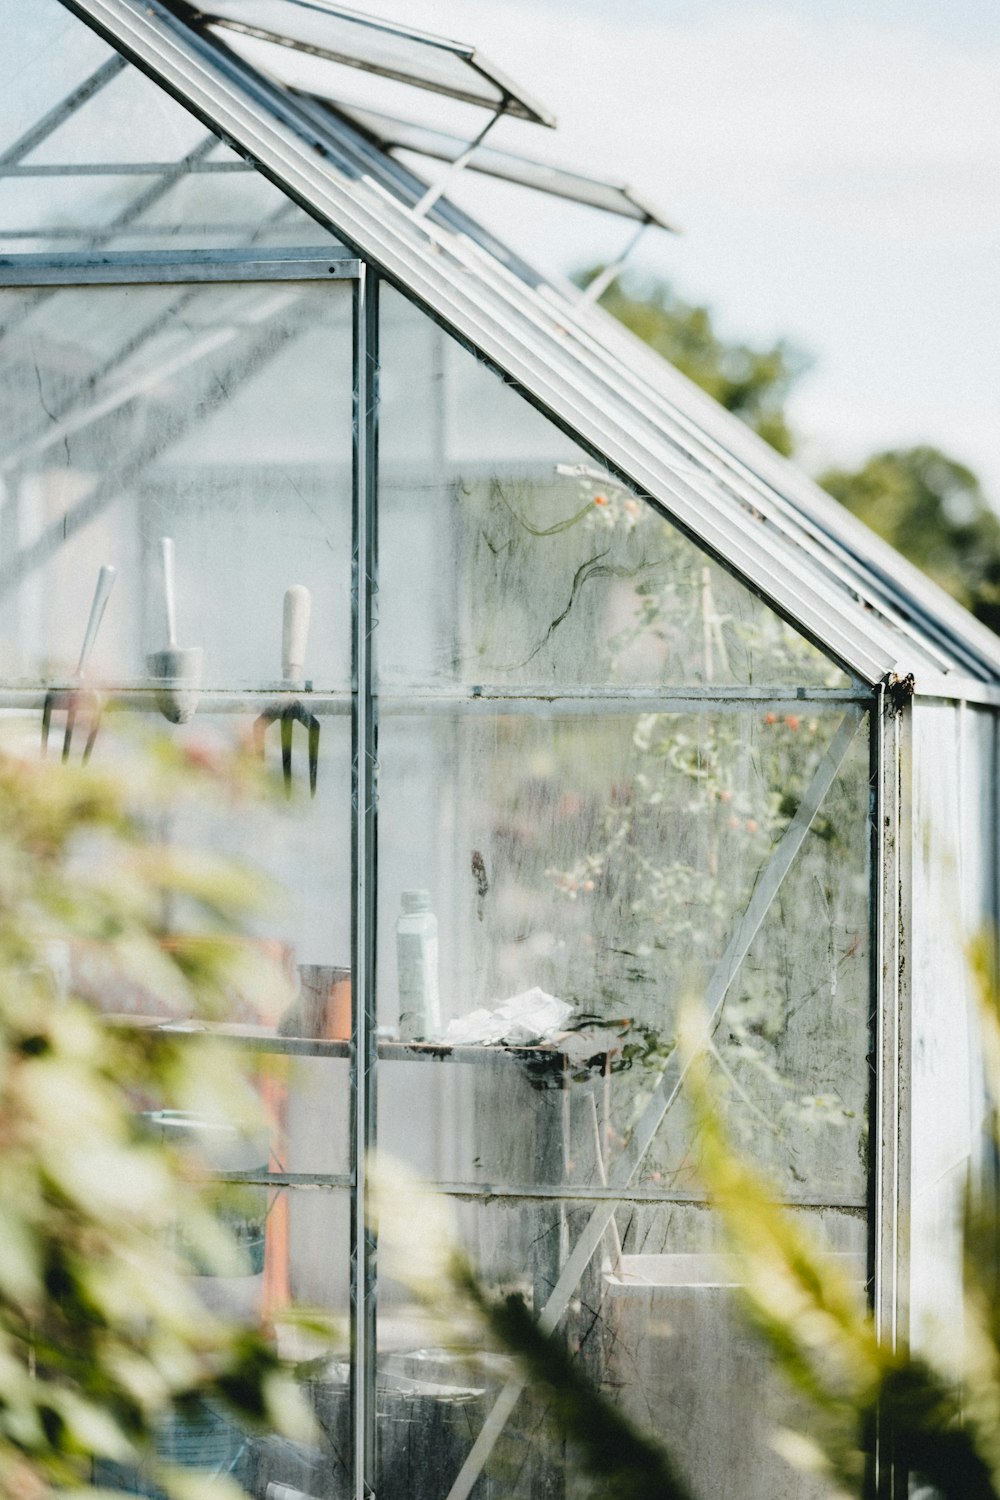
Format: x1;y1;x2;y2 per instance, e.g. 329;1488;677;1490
871;685;912;1497
351;265;379;1500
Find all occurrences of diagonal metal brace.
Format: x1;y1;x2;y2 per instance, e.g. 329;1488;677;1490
443;706;865;1500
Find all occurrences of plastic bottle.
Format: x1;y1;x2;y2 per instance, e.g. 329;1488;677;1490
396;889;440;1041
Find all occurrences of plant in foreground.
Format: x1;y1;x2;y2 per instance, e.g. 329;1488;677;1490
0;736;316;1500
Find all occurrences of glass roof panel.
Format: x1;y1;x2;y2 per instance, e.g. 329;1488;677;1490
327;102;678;228
182;0;555;124
379;284;850;692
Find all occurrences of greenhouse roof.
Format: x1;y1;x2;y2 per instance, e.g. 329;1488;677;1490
42;0;1000;697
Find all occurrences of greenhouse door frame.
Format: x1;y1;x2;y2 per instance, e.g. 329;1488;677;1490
0;247;902;1500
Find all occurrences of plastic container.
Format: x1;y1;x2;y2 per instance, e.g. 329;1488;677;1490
396;889;440;1041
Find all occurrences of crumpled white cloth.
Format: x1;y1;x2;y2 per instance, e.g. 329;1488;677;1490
442;987;573;1046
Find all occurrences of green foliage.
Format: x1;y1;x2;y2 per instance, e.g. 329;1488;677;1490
820;446;1000;632
0;739;314;1500
583;269;805;456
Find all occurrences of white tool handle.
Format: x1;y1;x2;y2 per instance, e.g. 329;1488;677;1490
74;564;117;680
282;584;311;684
161;536;177;649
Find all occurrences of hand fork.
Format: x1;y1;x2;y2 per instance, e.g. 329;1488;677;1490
253;585;319;797
42;564;117;763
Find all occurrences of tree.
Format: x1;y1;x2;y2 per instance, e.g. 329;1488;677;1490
820;446;1000;634
588;270;806;457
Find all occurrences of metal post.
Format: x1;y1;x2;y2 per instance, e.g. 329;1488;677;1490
351;265;379;1500
870;683;911;1498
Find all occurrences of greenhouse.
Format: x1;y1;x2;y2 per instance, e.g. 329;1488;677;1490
1;1;998;1497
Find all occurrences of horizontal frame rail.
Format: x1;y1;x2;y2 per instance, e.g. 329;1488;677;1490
213;1171;865;1210
0;246;360;283
0;686;872;714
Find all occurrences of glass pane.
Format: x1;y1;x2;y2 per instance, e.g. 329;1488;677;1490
377;1194;864;1500
375;286;872;1499
0;274;355;1194
339;106;654;221
376;707;870;1199
0;281;353;689
0;0;343;251
0;263;356;1487
378;289;849;692
909;703;996;1355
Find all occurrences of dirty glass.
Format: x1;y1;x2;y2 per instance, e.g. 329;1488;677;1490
377;294;848;693
375;284;872;1500
0;0;342;251
379;1195;864;1500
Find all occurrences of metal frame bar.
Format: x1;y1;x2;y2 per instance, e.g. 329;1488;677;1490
350;263;379;1500
216;1172;865;1210
870;688;912;1498
0;246;358;283
580;220;650;306
0;160;253;176
411;107;502;220
0;686;868;712
872;686;911;1357
444;705;867;1500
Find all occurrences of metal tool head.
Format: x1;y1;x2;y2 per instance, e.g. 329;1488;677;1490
41;687;105;764
42;564;116;764
253;701;320;798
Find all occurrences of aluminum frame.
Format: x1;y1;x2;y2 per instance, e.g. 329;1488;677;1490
0;245;360;282
176;0;556;125
351;263;378;1500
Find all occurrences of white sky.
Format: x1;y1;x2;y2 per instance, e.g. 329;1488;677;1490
341;0;1000;501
